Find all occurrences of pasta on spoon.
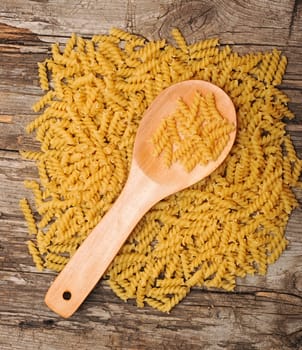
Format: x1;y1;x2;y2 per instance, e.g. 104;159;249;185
151;91;235;171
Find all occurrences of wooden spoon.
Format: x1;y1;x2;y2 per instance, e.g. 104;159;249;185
45;80;237;318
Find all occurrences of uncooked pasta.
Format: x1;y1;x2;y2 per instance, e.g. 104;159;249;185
20;28;302;312
151;91;235;171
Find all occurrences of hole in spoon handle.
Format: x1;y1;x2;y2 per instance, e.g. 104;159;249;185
62;291;72;300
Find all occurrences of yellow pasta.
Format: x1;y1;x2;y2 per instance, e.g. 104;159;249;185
151;91;235;171
171;28;187;52
27;241;44;271
37;62;49;91
20;28;301;313
20;198;38;235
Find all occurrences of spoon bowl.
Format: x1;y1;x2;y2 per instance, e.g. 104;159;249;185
45;80;237;318
134;80;236;187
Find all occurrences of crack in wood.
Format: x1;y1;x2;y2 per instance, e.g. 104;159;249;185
125;0;136;33
18;319;56;329
286;329;302;348
288;0;299;42
255;291;302;305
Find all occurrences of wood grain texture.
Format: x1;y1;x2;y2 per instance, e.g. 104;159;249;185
0;0;301;349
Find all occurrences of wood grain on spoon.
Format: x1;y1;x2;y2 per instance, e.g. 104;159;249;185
44;80;237;318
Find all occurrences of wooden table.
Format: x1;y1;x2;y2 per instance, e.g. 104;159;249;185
1;1;301;349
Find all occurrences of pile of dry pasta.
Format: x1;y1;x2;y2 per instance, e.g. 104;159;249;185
20;28;302;312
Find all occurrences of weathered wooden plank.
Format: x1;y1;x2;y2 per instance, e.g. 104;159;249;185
156;0;298;45
0;264;302;350
0;0;129;37
0;0;298;47
1;285;302;349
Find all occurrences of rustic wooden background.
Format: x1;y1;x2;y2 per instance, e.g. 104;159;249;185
0;0;301;349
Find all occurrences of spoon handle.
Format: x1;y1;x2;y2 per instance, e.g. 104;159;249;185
45;160;161;318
